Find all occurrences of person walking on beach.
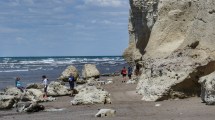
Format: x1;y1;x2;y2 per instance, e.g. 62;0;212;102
68;73;75;96
128;66;133;79
15;77;25;92
42;75;48;99
121;67;127;83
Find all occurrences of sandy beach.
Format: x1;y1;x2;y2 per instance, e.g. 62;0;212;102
1;76;215;120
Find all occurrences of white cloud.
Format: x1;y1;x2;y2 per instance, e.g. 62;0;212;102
91;20;127;26
84;0;128;7
16;37;28;44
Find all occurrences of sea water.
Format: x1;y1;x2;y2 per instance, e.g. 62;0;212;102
0;56;127;90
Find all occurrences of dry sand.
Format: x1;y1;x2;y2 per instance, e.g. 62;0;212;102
1;76;215;120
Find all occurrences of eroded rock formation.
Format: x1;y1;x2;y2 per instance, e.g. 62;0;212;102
82;64;100;79
125;0;215;101
58;65;79;82
71;84;111;105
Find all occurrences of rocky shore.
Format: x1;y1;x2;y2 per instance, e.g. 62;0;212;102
1;74;215;120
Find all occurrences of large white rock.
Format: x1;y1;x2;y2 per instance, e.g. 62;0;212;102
199;72;215;105
0;95;16;109
82;64;100;79
58;65;79;82
47;81;70;96
22;89;44;102
71;85;111;105
4;87;23;99
95;109;116;117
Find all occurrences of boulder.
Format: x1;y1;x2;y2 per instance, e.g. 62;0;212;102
82;64;100;79
26;83;44;89
16;102;45;113
58;65;79;82
4;87;23;99
47;81;70;96
22;89;44;102
76;78;86;84
0;95;16;109
71;85;111;105
199;72;215;105
124;0;215;101
95;109;116;117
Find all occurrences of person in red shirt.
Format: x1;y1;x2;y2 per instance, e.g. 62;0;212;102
121;66;127;83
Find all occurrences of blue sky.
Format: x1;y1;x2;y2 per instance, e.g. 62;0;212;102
0;0;129;56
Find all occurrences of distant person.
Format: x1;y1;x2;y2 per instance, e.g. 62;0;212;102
42;75;48;99
15;77;25;92
135;64;140;76
68;73;75;96
128;66;133;79
121;67;127;83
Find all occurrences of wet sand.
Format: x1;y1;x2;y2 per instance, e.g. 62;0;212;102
1;76;215;120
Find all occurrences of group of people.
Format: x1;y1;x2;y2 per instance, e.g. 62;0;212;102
15;75;49;98
121;66;133;83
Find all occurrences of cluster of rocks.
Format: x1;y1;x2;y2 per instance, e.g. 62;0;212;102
66;64;111;105
0;81;70;112
1;63;112;112
124;0;215;104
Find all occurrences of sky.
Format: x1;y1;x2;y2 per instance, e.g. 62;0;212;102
0;0;130;57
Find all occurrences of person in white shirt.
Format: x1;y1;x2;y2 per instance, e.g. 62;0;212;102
42;75;48;98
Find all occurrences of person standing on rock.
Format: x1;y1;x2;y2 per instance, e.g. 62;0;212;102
42;75;48;99
128;66;133;79
121;67;127;83
68;73;75;96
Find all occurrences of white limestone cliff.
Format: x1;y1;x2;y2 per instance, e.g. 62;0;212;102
125;0;215;101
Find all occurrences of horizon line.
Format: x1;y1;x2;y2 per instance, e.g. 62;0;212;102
0;55;123;58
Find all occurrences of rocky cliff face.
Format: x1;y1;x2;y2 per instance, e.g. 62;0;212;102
123;0;158;63
124;0;215;101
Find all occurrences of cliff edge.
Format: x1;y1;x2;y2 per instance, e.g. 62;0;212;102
124;0;215;101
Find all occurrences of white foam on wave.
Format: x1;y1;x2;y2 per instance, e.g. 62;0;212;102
0;69;29;73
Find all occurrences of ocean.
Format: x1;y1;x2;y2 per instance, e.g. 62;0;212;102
0;56;127;90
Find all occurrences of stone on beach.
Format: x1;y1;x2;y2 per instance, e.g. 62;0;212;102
71;85;111;105
126;79;136;84
95;109;116;117
26;83;44;89
47;81;71;96
22;89;44;102
4;87;23;99
82;64;100;79
22;89;56;102
0;95;16;109
58;65;79;82
106;80;113;85
16;101;45;113
199;72;215;105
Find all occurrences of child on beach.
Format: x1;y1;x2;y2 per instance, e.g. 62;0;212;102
121;67;127;83
42;75;48;98
15;77;25;92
